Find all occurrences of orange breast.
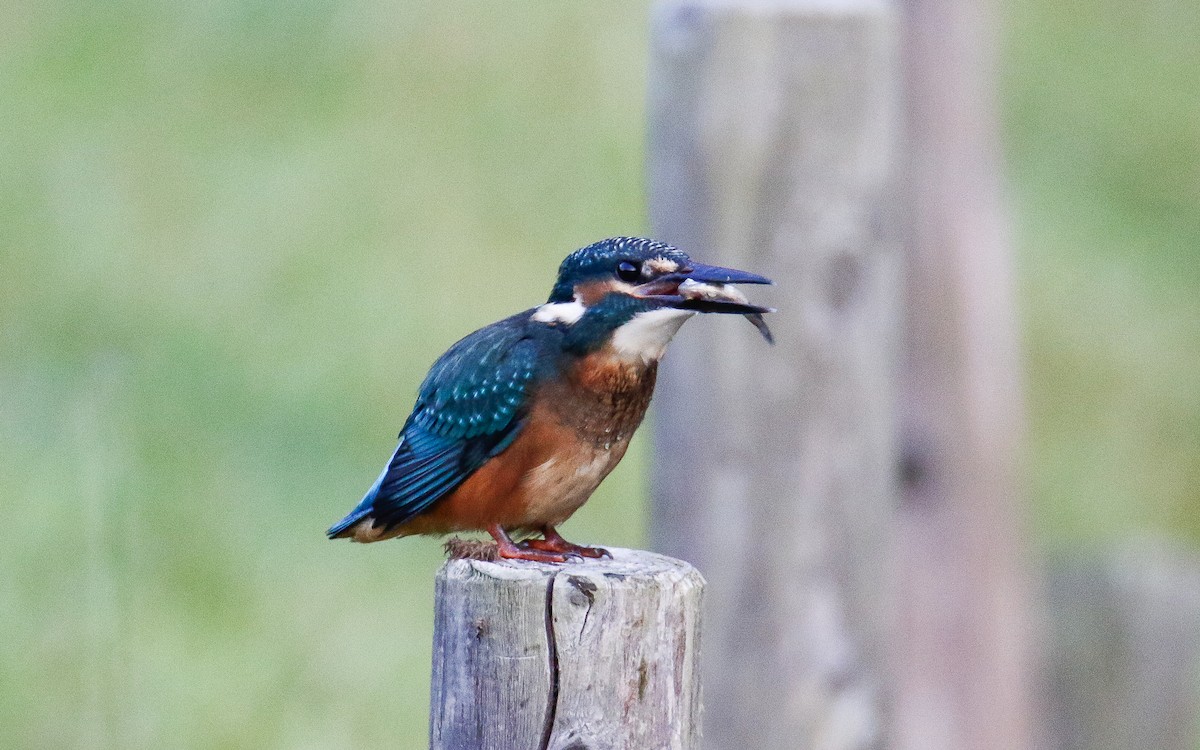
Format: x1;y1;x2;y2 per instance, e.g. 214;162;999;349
398;351;658;536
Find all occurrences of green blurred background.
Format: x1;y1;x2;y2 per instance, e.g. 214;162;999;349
1;1;1196;747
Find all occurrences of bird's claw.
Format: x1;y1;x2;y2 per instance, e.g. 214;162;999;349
574;545;610;559
511;539;585;563
522;536;609;560
497;545;577;564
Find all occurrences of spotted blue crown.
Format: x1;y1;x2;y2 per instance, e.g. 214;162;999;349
548;237;690;302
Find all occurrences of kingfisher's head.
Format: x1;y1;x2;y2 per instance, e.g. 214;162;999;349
533;237;773;362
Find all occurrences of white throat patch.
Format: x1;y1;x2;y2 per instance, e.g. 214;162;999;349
610;308;694;363
531;297;586;324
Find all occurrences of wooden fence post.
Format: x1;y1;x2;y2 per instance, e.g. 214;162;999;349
647;2;901;748
428;548;704;750
892;0;1039;747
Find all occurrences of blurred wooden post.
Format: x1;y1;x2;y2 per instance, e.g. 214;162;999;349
1043;543;1200;750
893;0;1039;748
647;2;901;748
428;548;704;750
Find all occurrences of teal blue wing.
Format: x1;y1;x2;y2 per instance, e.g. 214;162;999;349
327;314;546;537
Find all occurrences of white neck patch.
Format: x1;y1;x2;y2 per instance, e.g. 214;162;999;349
610;308;694;363
531;297;586;324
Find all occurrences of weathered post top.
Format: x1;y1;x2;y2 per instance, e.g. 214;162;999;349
429;547;704;750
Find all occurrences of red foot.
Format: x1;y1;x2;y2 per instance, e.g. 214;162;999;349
487;524;578;564
495;545;576;564
485;524;611;563
525;526;611;559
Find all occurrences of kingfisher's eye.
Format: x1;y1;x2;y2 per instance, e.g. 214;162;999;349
615;260;641;282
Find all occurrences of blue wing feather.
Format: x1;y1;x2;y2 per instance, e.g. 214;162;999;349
327;312;552;538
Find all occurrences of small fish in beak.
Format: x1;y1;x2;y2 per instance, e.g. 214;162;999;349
678;279;775;344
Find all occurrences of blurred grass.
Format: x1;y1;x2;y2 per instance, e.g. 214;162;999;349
1004;0;1200;545
0;2;651;747
0;0;1197;747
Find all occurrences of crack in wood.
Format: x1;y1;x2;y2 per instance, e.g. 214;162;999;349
538;571;561;750
568;575;598;642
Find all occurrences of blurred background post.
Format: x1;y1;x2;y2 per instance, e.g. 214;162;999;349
894;0;1038;746
2;1;1199;748
648;2;901;747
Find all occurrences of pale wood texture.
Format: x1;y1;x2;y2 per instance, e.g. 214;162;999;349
429;548;704;750
647;3;901;748
1043;542;1200;750
892;0;1039;748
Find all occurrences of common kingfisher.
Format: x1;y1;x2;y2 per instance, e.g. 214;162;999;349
327;237;773;562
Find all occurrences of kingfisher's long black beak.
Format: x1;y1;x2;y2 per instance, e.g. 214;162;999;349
635;263;772;309
683;262;773;286
634;261;776;343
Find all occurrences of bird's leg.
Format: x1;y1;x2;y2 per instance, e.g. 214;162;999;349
523;525;611;559
487;524;576;563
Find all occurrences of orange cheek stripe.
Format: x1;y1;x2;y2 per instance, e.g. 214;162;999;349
574;279;620;305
